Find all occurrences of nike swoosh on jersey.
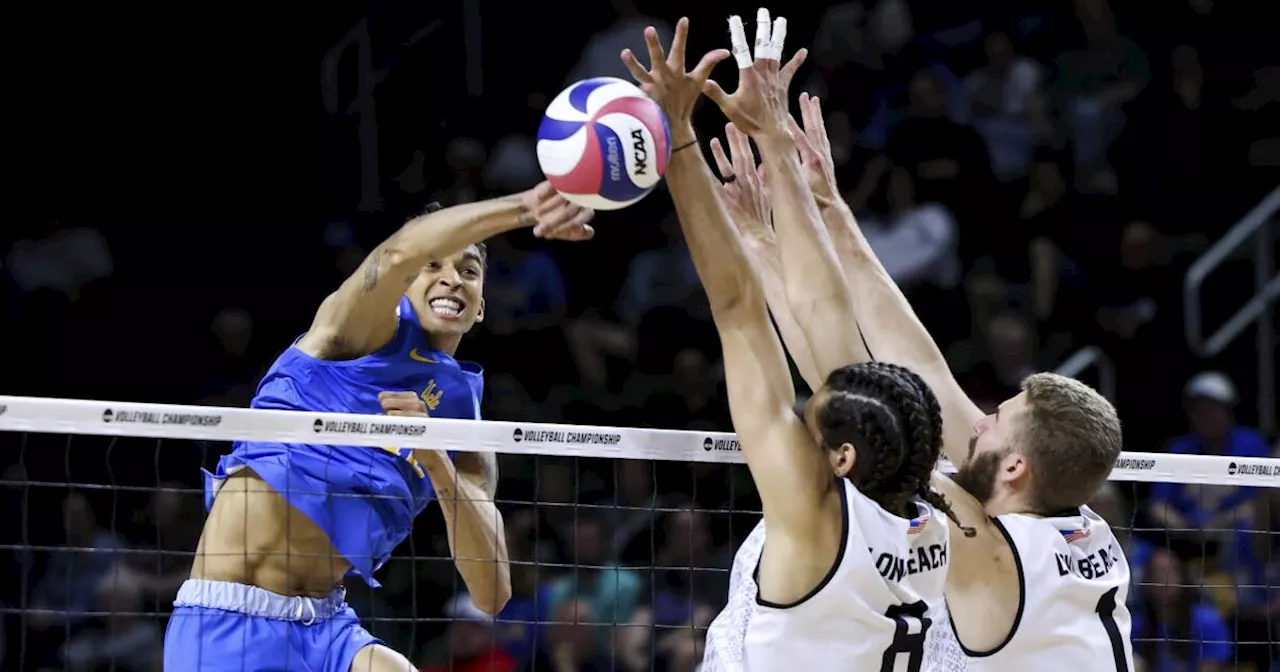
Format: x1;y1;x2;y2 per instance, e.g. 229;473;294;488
409;349;439;364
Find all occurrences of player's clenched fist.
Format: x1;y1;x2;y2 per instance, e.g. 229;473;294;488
521;181;596;241
379;390;429;417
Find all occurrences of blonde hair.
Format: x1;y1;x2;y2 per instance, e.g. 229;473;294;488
1018;372;1122;513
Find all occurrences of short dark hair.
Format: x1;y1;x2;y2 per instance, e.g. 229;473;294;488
469;242;488;268
817;362;972;536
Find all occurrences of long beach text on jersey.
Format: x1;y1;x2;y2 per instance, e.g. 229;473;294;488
954;506;1134;672
873;539;949;583
701;480;950;672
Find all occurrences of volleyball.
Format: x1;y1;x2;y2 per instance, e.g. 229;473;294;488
536;77;671;211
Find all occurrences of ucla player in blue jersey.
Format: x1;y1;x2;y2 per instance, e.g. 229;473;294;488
163;183;595;672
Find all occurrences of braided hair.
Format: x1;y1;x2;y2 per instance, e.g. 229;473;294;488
816;362;975;537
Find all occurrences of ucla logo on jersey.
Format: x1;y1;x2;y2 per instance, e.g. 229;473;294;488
421;380;443;413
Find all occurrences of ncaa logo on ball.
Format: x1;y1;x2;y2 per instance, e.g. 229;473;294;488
537;77;671;211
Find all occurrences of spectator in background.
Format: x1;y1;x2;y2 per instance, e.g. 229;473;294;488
478;234;571;397
1050;0;1149;193
29;492;127;632
853;68;991;222
1088;482;1154;584
546;515;640;647
129;482;203;613
1095;221;1175;344
481;235;568;338
856;167;960;293
598;459;672;565
642;348;725;433
196;307;259;408
649;506;727;631
563;0;672;88
422;593;517;672
497;509;555;661
963;30;1050;183
61;566;161;672
962;312;1038;408
1130;548;1232;672
1147;372;1271;540
523;601;614;672
614;214;706;328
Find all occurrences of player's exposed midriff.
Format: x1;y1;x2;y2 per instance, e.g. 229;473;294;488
190;469;350;598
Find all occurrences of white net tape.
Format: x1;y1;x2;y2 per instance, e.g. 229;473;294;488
3;396;1278;485
2;394;1278;671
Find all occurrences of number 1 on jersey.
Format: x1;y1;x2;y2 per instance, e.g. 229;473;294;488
1095;586;1129;671
881;601;931;672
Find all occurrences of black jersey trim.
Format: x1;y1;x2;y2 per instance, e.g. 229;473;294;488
948;517;1026;657
753;480;850;609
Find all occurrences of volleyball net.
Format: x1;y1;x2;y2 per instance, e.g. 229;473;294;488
1;395;1277;671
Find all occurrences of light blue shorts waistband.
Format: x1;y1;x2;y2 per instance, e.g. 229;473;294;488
174;580;347;625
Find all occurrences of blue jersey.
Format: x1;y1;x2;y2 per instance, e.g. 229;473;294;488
206;295;483;587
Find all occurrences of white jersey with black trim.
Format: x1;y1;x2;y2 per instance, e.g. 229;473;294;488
701;479;950;672
939;505;1134;672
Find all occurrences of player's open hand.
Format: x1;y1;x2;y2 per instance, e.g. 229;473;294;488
379;391;428;417
789;93;840;208
702;8;807;142
522;182;596;241
709;123;774;249
620;18;730;135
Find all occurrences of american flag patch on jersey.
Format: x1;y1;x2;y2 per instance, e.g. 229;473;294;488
1061;528;1090;543
908;512;931;535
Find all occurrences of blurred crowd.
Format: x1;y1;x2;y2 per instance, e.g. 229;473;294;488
3;0;1278;671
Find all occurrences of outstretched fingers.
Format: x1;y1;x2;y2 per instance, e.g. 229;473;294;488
726;123;758;187
709;137;734;182
787;114;819;163
643;26;667;73
690;49;731;85
621;49;653;83
668;17;689;68
703;78;731;108
800;93;832;159
780;48;807;85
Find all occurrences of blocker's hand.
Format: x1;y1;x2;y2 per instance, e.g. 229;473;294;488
621;17;730;134
702;8;807;141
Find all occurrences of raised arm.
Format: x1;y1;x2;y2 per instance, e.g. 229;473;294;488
703;9;870;381
707;124;823;390
299;188;594;359
620;19;833;532
791;93;983;466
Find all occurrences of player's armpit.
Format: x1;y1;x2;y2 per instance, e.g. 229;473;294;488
716;310;835;535
929;472;1009;583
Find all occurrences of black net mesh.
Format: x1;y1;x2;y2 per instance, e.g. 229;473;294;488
1;427;1277;671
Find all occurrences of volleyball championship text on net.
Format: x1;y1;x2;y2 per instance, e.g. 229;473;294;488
2;395;1278;487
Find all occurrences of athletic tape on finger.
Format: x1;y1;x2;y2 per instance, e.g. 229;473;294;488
754;8;772;61
728;16;751;69
768;17;787;61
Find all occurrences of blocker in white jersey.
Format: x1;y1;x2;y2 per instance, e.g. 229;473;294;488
703;480;950;672
951;505;1133;672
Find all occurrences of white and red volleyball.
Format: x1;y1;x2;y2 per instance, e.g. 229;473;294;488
536;77;671;211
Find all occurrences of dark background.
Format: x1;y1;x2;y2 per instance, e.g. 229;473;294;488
3;0;1278;670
